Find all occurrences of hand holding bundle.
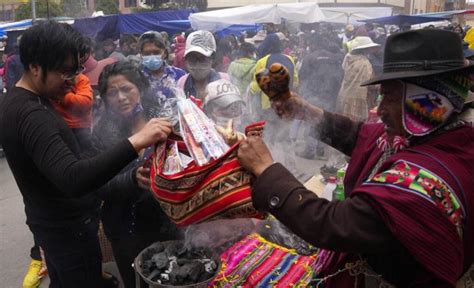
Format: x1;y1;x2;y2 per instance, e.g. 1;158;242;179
150;98;264;226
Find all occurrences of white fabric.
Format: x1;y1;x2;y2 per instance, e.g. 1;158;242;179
320;7;393;24
189;3;325;31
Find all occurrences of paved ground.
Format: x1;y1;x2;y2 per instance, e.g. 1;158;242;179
0;156;124;288
0;157;32;288
0;145;326;287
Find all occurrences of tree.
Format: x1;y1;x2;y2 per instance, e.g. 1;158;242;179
142;0;207;11
143;0;169;10
15;0;63;20
62;0;89;18
96;0;120;15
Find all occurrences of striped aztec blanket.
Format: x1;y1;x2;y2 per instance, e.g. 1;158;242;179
211;233;329;287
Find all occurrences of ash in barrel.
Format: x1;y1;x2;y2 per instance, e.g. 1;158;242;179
140;241;218;285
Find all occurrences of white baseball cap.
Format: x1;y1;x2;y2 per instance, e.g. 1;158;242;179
205;79;244;108
185;30;216;57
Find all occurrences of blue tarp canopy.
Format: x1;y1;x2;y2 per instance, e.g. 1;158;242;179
73;9;197;40
216;24;262;38
0;19;33;38
358;14;450;26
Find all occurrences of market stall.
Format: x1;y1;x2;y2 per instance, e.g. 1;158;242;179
189;3;326;31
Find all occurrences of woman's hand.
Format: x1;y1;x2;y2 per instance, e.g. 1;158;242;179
128;118;172;152
237;136;274;177
136;167;151;191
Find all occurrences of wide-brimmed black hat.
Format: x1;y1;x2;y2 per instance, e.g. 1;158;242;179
362;29;474;86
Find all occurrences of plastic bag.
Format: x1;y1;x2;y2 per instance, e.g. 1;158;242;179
256;217;318;256
177;98;229;166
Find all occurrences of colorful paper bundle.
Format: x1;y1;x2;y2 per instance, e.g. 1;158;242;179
177;99;230;166
162;142;193;175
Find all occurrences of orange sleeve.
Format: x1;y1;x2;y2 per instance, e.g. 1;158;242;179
60;74;93;115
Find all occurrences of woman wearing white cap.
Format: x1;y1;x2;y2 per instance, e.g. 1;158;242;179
203;79;245;131
177;30;230;101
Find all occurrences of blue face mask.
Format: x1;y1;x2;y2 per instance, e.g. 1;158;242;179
142;55;163;71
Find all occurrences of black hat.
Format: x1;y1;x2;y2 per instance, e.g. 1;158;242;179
363;29;474;86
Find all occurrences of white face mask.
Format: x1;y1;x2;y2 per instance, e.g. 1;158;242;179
187;61;212;81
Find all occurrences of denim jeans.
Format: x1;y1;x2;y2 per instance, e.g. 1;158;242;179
29;216;102;288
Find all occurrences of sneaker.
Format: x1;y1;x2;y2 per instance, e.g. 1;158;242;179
22;260;43;288
102;272;120;288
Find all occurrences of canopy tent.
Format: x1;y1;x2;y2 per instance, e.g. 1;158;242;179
417;9;474;18
320;7;393;25
358;14;451;26
189;3;325;31
73;9;196;41
0;19;32;38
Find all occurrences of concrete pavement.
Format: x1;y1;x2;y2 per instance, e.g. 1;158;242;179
0;157;33;288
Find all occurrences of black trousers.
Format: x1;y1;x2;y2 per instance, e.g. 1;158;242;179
29;236;41;261
110;234;165;288
29;217;102;288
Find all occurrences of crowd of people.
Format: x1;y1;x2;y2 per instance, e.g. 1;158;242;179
0;17;473;288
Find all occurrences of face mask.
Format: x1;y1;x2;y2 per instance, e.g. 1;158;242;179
188;67;212;81
213;115;241;128
142;55;163;71
187;60;212;81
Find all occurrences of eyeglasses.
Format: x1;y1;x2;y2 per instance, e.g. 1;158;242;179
60;66;85;81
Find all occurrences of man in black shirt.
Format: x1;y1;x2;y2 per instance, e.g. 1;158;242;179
0;21;172;288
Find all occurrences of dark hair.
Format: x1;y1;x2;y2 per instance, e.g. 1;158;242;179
119;34;137;47
139;32;165;51
98;61;150;101
102;38;115;47
20;21;80;78
138;31;168;59
61;23;92;61
239;42;256;57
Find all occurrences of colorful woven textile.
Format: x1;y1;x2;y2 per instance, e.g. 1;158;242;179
211;233;327;287
150;140;261;226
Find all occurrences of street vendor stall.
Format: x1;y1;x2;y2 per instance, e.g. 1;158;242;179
358;14;451;26
189;3;326;31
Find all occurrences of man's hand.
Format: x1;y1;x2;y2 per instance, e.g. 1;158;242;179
136;167;151;191
237;136;274;177
128;118;172;152
270;92;308;120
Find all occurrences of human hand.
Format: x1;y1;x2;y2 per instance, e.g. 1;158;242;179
128;118;172;152
136;166;151;190
237;136;274;177
270;92;308;120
